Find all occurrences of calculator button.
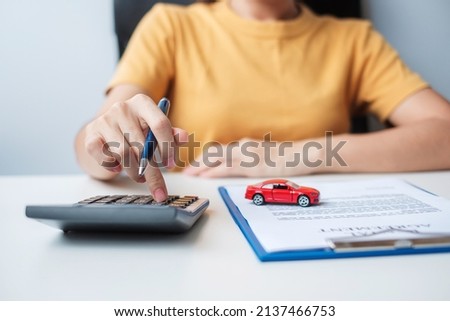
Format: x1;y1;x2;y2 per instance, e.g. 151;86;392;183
170;203;187;209
167;195;180;202
177;197;196;205
170;203;186;208
94;195;126;204
132;196;154;205
78;195;108;204
114;195;140;204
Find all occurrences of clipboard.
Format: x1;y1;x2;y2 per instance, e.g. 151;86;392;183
218;187;450;262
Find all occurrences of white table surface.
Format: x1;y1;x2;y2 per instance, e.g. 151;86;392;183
1;171;450;300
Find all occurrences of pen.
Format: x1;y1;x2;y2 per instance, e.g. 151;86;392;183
138;97;171;177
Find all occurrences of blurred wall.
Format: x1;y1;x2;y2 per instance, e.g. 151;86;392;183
0;0;117;175
362;0;450;100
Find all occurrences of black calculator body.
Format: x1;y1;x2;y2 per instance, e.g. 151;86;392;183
26;195;209;233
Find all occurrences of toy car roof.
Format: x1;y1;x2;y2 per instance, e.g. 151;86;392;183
253;179;290;186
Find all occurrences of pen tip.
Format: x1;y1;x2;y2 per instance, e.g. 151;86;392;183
138;159;148;177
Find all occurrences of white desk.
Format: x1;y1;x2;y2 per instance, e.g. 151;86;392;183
1;172;450;300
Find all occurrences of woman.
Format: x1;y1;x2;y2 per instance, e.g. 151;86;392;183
75;0;450;202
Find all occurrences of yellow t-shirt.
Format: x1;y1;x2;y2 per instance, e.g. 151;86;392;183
109;1;427;165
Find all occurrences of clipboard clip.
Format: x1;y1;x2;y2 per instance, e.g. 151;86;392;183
327;228;450;252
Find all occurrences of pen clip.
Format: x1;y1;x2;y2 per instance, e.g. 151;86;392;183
158;97;170;115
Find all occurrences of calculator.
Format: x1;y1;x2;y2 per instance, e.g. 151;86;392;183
26;194;209;233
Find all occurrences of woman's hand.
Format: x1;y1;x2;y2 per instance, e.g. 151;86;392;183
79;90;187;201
183;138;321;178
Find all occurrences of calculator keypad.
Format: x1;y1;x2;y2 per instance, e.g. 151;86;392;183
77;195;199;209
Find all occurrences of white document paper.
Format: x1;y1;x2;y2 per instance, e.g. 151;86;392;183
224;179;450;252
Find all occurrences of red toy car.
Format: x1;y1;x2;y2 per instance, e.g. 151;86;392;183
245;179;320;207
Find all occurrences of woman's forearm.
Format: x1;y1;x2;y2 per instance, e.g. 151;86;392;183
314;118;450;173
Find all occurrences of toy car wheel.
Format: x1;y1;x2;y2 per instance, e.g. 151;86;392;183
298;195;310;207
252;194;265;206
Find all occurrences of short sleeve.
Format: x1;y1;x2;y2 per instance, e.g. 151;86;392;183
107;4;175;101
352;23;428;121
